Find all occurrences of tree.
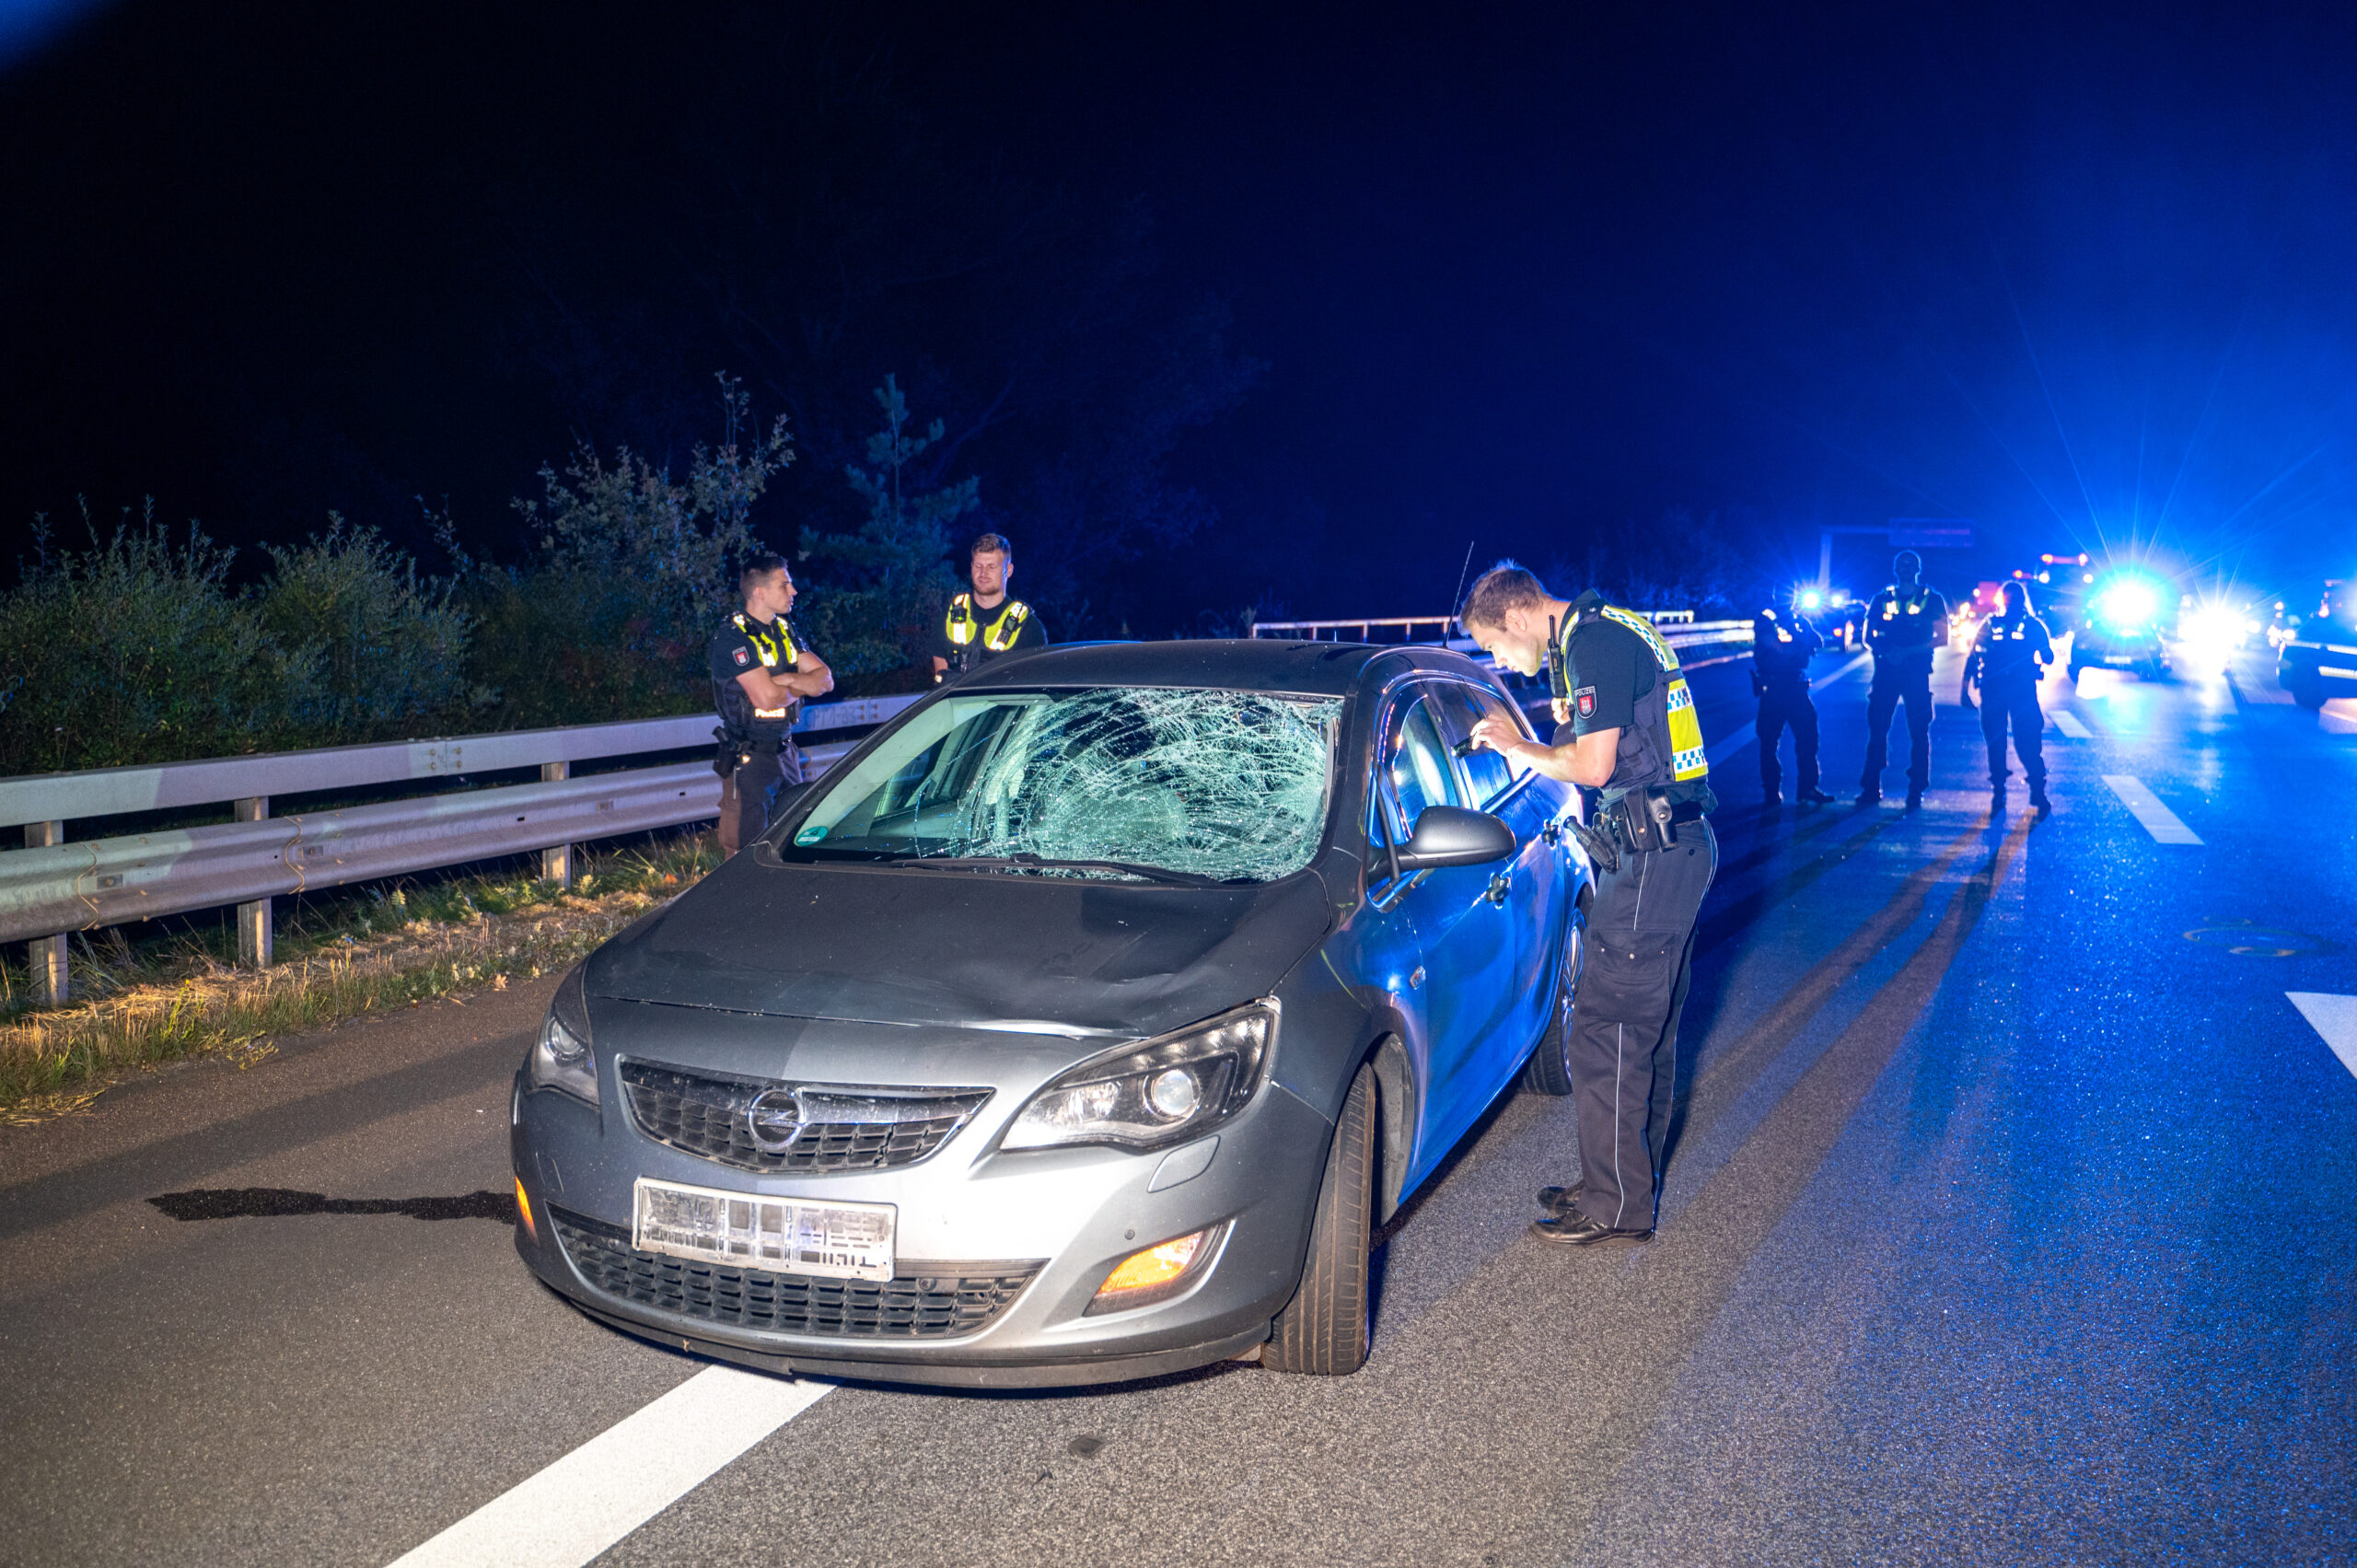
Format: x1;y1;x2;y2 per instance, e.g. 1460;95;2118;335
795;376;971;683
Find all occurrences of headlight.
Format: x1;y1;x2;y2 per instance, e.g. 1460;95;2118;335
1000;1000;1277;1152
527;965;599;1106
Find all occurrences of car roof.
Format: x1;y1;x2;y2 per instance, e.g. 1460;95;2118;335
948;637;1491;697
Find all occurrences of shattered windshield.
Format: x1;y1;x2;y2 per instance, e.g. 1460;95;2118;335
783;687;1344;884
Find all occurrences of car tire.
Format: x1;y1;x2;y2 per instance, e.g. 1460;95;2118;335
1263;1063;1376;1376
1520;919;1583;1096
2291;670;2327;710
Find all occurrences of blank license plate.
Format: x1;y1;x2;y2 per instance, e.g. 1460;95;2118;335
633;1178;895;1282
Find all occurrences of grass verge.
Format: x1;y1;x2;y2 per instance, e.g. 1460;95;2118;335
0;830;719;1123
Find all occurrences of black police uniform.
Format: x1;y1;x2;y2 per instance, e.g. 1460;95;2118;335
1554;592;1720;1237
933;593;1047;680
1750;606;1827;803
1964;609;2053;797
708;610;807;851
1860;582;1949;802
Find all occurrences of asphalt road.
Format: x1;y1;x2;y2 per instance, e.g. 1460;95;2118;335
4;639;2352;1568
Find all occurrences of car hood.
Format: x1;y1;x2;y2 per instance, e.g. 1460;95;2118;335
586;854;1338;1040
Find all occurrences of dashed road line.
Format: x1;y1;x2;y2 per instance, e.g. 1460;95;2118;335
385;1367;832;1568
2102;773;2202;844
2051;710;2096;739
2288;993;2357;1082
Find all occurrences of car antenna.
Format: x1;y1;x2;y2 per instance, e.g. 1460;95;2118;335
1446;540;1475;644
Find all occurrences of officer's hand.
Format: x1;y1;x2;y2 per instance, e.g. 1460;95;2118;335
1469;714;1522;755
1550;698;1571;726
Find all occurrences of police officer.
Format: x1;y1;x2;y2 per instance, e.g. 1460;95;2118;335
1463;563;1719;1247
931;532;1048;682
1960;578;2054;815
1858;551;1950;809
1751;600;1833;807
709;555;833;856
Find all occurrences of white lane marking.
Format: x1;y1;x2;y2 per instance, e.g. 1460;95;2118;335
1708;721;1756;768
386;1367;831;1568
2101;774;2202;844
2052;710;2096;739
2288;993;2357;1082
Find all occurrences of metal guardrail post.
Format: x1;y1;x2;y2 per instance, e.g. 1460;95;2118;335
24;820;67;1004
233;796;273;968
540;762;572;888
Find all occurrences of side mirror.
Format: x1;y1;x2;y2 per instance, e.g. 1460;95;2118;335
1387;806;1516;874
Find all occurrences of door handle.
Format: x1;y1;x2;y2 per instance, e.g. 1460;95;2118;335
1485;871;1512;905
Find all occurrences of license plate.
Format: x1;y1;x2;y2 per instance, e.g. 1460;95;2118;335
633;1178;895;1282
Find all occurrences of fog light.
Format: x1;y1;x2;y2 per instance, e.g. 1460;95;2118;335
514;1176;535;1239
1086;1224;1224;1315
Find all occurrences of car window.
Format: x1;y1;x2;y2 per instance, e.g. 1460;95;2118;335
786;687;1343;884
1373;695;1460;845
1427;682;1525;806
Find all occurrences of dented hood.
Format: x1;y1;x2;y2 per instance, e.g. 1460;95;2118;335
585;854;1336;1040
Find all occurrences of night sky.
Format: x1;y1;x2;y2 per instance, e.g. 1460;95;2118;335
6;0;2355;629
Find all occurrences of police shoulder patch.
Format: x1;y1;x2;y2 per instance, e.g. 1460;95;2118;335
1575;684;1597;717
732;646;750;667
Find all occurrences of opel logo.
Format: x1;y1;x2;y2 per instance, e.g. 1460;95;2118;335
746;1086;808;1154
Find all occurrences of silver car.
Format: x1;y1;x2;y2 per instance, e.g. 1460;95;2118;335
511;640;1588;1387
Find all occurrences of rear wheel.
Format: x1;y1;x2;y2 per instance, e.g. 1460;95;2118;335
2292;670;2328;710
1520;918;1584;1096
1264;1064;1376;1376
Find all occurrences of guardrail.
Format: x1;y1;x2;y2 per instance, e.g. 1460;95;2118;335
0;694;922;1004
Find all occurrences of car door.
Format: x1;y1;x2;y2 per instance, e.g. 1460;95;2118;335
1426;679;1570;1104
1365;684;1523;1183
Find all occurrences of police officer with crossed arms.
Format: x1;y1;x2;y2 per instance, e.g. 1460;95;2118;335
931;531;1048;682
709;554;833;857
1464;563;1719;1247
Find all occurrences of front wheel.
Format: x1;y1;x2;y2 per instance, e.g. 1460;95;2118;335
1264;1063;1376;1376
1521;919;1584;1096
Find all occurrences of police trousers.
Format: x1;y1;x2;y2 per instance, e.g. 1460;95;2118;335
1756;682;1820;796
1978;682;2045;787
1571;817;1717;1233
1861;672;1933;794
720;741;805;856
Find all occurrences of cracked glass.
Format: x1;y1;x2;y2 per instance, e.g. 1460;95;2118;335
785;687;1344;884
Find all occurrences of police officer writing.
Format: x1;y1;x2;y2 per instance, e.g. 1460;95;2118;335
1462;563;1719;1248
709;555;833;857
1751;599;1834;806
1858;550;1950;809
931;531;1047;682
1960;578;2054;815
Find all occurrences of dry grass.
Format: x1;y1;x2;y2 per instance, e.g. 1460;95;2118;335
0;831;720;1122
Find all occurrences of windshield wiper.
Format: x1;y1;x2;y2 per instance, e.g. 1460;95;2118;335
884;853;1218;888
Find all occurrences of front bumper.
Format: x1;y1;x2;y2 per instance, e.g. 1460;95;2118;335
510;1022;1336;1388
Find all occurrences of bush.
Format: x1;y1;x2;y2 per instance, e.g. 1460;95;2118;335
446;373;795;727
0;504;491;776
0;503;308;772
254;514;485;739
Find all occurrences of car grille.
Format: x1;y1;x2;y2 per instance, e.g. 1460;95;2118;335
620;1061;989;1174
551;1207;1039;1341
